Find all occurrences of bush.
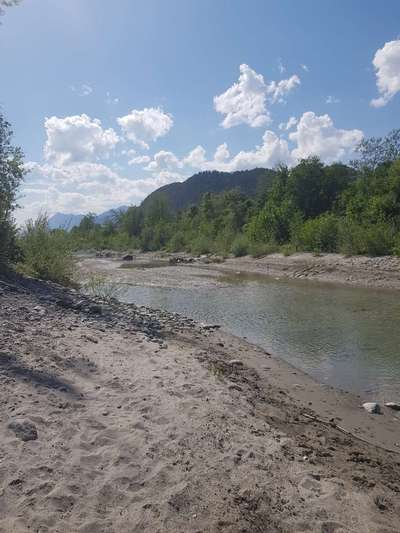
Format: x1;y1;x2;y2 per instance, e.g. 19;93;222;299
296;213;339;253
167;231;186;252
248;241;279;258
190;235;214;255
231;234;250;257
338;220;394;256
18;215;75;284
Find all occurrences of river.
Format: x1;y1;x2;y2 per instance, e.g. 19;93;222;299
107;267;400;400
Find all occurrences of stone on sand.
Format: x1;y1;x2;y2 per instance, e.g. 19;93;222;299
362;402;381;414
8;419;38;441
385;402;400;411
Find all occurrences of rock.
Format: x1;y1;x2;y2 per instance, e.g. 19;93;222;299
88;304;103;315
228;359;244;366
385;402;400;411
201;323;221;330
122;254;133;261
362;402;381;414
8;419;38;441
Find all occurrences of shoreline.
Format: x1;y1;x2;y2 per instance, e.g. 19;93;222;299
1;273;400;531
79;250;400;292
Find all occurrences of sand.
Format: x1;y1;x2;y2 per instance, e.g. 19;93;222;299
1;273;400;532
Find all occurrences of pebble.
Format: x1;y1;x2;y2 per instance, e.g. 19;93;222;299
228;359;243;366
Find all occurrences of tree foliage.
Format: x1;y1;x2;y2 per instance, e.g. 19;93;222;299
0;112;26;267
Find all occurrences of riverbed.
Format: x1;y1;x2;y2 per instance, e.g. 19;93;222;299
80;255;400;400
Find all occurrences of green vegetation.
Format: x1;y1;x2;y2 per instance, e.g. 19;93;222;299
0;113;25;269
66;130;400;258
2;113;400;290
17;214;75;285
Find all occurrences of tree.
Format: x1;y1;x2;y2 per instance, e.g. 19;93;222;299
0;112;26;267
352;129;400;170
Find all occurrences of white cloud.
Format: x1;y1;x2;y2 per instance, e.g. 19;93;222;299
182;145;207;168
214;64;300;129
279;116;298;131
143;111;363;179
19;160;184;223
117;107;173;149
214;64;271;128
267;75;300;104
289;111;363;163
213;143;230;163
128;155;151;165
106;91;119;105
145;150;181;172
71;84;93;96
370;39;400;108
326;95;340;104
300;64;309;72
43;114;119;166
277;58;286;74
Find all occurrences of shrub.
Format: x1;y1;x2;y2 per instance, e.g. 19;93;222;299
231;234;250;257
190;235;214;255
167;231;186;252
248;241;279;258
81;273;120;300
296;213;339;253
18;215;75;284
338;220;394;256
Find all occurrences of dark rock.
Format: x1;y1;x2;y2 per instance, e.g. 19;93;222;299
8;419;38;441
122;254;134;261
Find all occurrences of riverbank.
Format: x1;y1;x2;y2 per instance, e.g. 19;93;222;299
78;250;400;291
1;273;400;532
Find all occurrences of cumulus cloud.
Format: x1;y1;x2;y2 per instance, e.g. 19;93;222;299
117;107;173;149
20;159;183;223
279;116;298;131
44;114;119;166
214;64;300;129
289;111;363;163
370;39;400;108
143;112;363;180
267;75;300;104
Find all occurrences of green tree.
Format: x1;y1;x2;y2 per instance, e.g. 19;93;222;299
0;112;26;267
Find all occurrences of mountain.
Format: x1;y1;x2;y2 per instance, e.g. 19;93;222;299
48;206;128;230
49;168;275;230
47;213;84;230
140;168;276;212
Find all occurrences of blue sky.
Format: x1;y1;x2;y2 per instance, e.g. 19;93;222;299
1;0;400;221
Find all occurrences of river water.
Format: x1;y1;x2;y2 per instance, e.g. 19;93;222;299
117;273;400;400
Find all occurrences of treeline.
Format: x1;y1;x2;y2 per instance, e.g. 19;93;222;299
2;109;400;286
69;129;400;258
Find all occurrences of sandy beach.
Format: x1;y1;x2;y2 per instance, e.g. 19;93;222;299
1;271;400;532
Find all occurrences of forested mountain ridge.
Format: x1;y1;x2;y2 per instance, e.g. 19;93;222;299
140;168;276;212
